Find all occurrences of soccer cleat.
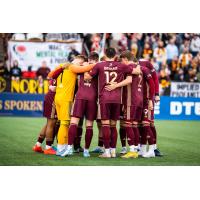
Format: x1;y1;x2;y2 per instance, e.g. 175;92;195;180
56;146;67;156
121;151;139;158
61;147;73;157
120;147;127;154
91;146;104;153
83;151;90;158
32;145;43;153
142;150;155;158
154;148;163;157
52;146;57;151
99;152;111;158
44;148;56;155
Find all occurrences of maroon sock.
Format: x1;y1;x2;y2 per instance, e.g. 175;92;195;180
125;126;134;146
138;124;143;144
151;125;157;145
141;126;147;145
46;140;53;146
37;136;45;144
85;126;93;149
68;124;78;145
98;136;104;147
110;126;118;148
133;127;140;146
77;126;83;147
119;127;126;147
102;124;110;149
143;125;154;145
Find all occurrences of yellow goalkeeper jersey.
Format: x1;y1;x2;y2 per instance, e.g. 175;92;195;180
54;63;94;102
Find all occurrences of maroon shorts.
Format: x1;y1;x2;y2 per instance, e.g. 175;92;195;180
71;99;97;121
98;103;121;121
43;91;57;119
123;105;142;121
141;100;154;122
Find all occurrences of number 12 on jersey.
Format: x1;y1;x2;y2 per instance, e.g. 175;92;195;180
105;71;117;83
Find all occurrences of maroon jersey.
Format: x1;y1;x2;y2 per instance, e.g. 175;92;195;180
139;59;159;95
75;74;98;101
123;64;153;107
89;61;132;104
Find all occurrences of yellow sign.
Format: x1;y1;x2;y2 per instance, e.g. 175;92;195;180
0;77;6;93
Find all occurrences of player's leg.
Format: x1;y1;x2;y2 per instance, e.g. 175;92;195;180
109;103;121;158
150;121;163;156
110;120;118;158
119;120;127;154
74;118;84;153
32;124;47;153
56;101;71;156
98;103;111;158
61;99;85;156
91;120;104;153
84;120;94;157
43;118;57;155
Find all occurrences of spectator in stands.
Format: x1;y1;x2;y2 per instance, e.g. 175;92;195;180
0;62;9;78
159;66;170;95
10;60;22;81
174;68;185;82
153;40;167;70
36;61;50;79
166;36;179;64
91;33;101;52
68;46;80;62
118;33;128;52
190;34;200;56
178;47;193;68
142;42;153;59
22;66;36;79
184;68;198;82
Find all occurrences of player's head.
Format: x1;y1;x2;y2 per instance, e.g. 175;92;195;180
88;52;99;64
120;50;137;65
73;55;88;65
105;47;117;60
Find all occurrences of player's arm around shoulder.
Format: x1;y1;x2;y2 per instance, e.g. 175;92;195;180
47;63;70;79
69;63;95;74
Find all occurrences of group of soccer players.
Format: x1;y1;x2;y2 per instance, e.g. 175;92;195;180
33;47;163;159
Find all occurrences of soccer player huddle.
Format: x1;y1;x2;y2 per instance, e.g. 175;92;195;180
33;47;163;159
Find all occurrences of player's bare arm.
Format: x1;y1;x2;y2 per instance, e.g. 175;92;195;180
84;72;93;80
105;76;132;91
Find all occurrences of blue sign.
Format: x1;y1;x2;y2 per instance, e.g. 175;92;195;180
0;92;44;117
0;93;200;120
154;96;200;120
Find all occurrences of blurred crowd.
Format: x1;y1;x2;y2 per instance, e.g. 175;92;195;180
1;33;200;94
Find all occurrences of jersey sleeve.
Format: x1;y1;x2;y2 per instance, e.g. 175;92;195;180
47;65;64;79
151;69;159;96
89;63;99;77
124;64;133;75
69;64;94;73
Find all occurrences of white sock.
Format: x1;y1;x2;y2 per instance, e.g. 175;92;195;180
149;145;155;152
36;142;41;147
68;145;72;150
46;145;51;150
154;144;157;150
105;149;110;155
110;148;116;153
138;144;141;150
84;149;89;153
57;144;65;151
130;145;137;152
141;145;147;154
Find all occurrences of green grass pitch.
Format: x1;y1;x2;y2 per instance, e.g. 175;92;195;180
0;117;200;166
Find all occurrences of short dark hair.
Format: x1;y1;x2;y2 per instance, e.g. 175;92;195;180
105;47;116;59
76;55;88;62
120;50;136;61
88;52;99;62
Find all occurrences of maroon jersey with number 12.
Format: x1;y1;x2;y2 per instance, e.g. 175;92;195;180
89;61;133;104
